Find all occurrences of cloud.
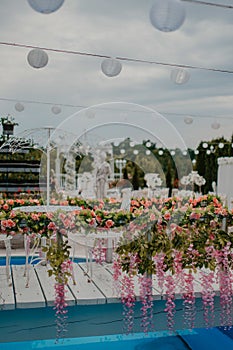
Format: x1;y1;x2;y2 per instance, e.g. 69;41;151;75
0;0;232;150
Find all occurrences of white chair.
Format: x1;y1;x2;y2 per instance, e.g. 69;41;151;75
68;229;122;281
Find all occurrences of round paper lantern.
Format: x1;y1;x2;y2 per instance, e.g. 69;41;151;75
27;49;49;69
211;121;220;130
149;0;186;32
86;110;95;119
51;106;61;114
184;116;193;124
15;102;24;112
171;68;190;84
27;0;64;14
101;58;122;77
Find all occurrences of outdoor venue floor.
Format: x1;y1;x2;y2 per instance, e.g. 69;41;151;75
0;258;219;310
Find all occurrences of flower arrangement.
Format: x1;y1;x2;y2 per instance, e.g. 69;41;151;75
115;194;233;331
1;194;233;336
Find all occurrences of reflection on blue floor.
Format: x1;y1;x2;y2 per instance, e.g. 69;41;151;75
218;326;233;340
0;332;191;350
179;327;233;350
1;329;233;350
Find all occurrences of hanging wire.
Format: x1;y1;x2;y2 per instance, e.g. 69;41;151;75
1;95;232;121
181;0;233;9
0;41;232;74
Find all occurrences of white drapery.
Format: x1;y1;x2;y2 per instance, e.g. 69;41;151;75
217;157;233;208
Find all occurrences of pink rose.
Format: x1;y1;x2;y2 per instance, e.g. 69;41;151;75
105;219;114;228
150;213;156;221
163;211;171;221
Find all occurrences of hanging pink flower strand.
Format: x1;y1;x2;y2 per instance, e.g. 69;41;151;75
54;259;73;341
200;270;215;328
216;243;233;328
54;282;68;341
139;275;154;333
164;275;176;331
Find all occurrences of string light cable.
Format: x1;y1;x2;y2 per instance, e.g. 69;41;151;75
0;41;232;74
181;0;233;9
0;95;232;123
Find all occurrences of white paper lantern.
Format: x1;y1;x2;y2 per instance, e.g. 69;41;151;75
184;116;193;125
101;58;122;77
27;49;49;69
51;106;61;114
211;121;220;130
15;102;24;112
86;110;95;119
149;0;186;32
171;68;190;84
27;0;64;14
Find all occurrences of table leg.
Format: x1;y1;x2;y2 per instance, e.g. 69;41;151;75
4;237;12;286
106;237;113;263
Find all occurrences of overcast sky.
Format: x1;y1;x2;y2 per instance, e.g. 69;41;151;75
0;0;232;150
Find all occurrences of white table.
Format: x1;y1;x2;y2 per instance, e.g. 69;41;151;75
68;229;122;280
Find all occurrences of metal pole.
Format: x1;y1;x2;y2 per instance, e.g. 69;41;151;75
46;127;52;206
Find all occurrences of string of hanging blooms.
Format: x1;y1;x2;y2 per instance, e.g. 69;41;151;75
139;274;154;333
115;194;233;332
43;211;75;341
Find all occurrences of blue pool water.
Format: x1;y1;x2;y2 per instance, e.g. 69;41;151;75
0;256;86;265
0;304;232;349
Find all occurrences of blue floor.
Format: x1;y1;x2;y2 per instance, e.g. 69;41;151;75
0;332;195;350
1;328;233;350
179;327;233;350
